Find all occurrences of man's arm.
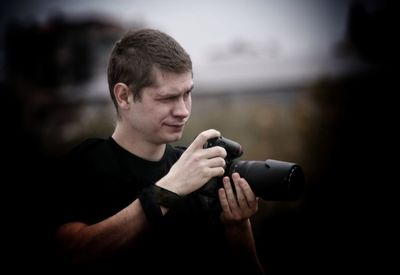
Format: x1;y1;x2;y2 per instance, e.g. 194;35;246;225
219;173;265;274
56;129;227;265
56;199;149;265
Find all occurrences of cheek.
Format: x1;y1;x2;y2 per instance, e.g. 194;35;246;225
149;104;170;121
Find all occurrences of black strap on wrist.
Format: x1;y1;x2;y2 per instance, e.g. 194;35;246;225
138;186;164;228
138;185;182;228
150;185;182;209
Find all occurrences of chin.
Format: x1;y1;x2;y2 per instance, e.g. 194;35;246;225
159;124;185;143
168;133;183;142
166;130;184;142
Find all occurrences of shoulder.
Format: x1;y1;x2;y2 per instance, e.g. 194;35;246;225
63;137;118;173
68;137;109;155
66;137;114;161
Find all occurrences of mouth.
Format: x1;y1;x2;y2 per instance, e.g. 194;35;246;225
165;124;185;128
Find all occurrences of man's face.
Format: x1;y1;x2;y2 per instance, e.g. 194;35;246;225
128;68;193;145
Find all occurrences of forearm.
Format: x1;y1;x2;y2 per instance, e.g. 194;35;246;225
224;219;265;274
56;199;149;265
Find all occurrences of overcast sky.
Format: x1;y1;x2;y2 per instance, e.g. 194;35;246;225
1;0;359;91
1;0;352;61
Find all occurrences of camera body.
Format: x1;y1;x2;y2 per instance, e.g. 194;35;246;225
203;136;305;202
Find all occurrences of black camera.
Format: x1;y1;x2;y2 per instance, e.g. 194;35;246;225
203;136;305;202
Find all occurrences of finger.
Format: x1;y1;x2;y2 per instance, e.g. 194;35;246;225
203;146;227;159
223;176;239;210
237;175;257;207
187;129;221;150
232;174;248;209
218;188;231;214
208;166;225;178
206;157;226;168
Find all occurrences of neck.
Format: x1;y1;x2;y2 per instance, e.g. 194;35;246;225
112;124;166;161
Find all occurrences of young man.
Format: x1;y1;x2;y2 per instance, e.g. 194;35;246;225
54;28;264;274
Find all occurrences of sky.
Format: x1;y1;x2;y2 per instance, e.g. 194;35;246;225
1;0;359;91
1;0;351;61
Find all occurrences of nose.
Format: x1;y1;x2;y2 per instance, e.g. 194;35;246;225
173;97;190;118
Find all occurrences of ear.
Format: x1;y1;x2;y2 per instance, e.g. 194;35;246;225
113;83;132;110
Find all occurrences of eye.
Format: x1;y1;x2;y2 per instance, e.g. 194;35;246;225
185;84;194;96
158;95;177;102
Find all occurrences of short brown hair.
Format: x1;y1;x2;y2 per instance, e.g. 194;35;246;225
107;28;192;108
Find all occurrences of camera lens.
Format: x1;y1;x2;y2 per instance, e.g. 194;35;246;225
228;159;305;201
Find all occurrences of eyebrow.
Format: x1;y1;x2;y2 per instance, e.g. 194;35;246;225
157;84;194;98
186;84;194;93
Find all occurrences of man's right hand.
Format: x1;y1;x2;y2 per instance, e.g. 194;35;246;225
156;129;227;195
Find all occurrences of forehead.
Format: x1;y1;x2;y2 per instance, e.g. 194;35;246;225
151;68;193;94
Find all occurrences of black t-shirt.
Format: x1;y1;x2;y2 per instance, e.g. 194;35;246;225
53;137;235;274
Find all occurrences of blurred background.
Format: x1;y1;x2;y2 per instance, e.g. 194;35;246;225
1;0;396;273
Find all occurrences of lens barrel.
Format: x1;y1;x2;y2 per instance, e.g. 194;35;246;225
228;159;305;201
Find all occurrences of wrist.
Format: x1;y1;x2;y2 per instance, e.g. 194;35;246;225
223;218;251;231
138;186;164;228
156;176;185;196
150;184;183;209
138;184;183;228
